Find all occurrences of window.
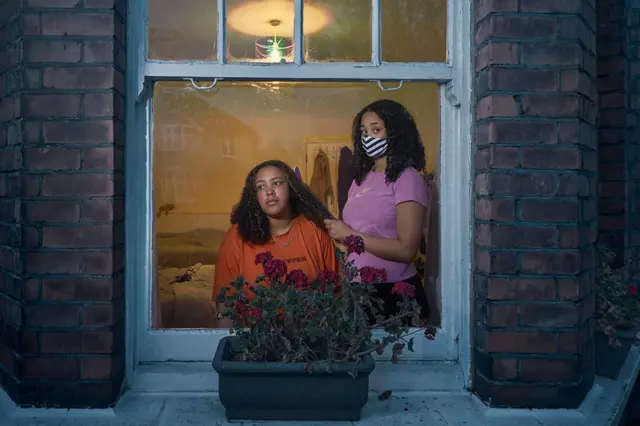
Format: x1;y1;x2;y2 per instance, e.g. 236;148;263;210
127;0;472;376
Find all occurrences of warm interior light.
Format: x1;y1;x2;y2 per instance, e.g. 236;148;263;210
227;0;332;37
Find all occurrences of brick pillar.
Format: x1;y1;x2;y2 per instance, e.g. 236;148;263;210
597;0;627;265
0;1;126;408
473;0;597;408
627;1;640;274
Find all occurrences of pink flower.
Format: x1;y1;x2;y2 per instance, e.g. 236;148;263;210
344;234;365;255
235;302;246;316
360;267;387;284
392;281;415;297
248;307;262;320
255;252;274;266
629;284;638;296
286;270;309;289
264;259;287;280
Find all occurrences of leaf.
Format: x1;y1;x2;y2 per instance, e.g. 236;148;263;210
378;390;393;401
348;368;358;379
407;337;414;352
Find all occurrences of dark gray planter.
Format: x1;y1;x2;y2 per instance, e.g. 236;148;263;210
594;327;636;379
212;336;375;421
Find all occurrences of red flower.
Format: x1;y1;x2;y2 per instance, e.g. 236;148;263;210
392;281;415;297
264;259;287;280
286;269;309;289
248;307;262;320
360;266;387;284
629;284;638;296
255;252;274;266
344;234;365;255
235;302;247;316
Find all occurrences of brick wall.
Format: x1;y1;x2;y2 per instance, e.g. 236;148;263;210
473;0;597;408
597;0;627;264
0;0;126;408
627;0;640;274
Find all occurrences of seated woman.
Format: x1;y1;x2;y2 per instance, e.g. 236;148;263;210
213;160;339;328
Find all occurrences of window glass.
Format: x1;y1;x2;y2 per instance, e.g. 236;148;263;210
152;81;440;329
382;0;447;62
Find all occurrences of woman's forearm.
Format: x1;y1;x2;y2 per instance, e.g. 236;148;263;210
355;232;418;263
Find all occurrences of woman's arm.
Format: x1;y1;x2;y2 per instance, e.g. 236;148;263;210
356;201;426;263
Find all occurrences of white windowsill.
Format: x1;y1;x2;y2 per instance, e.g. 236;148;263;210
2;348;638;426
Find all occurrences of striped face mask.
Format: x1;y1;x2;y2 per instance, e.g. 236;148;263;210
361;135;388;158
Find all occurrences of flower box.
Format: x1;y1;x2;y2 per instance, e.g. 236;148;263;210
212;336;376;421
594;326;637;379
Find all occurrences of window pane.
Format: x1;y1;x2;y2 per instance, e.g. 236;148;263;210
148;0;218;60
304;0;371;62
227;0;295;63
152;80;441;329
382;0;446;62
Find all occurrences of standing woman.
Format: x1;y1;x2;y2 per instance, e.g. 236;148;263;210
324;99;430;324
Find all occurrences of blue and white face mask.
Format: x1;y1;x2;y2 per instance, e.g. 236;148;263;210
361;135;388;158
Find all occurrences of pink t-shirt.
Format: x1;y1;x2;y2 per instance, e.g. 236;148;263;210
342;167;428;283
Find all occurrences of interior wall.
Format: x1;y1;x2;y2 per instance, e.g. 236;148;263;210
152;81;440;234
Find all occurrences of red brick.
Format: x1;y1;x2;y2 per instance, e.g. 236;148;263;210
521;43;582;66
40;331;112;354
83;305;113;326
26;0;80;6
519;0;581;13
475;249;518;274
488;304;519;327
476;198;515;221
519;147;581;170
41;13;114;37
83;251;122;274
21;357;78;379
23;94;81;117
24;200;80;223
84;93;114;116
558;174;589;196
479;173;558;196
83;147;117;170
520;304;580;327
83;40;114;63
22;13;41;35
43;66;114;90
521;95;581;117
80;357;114;380
81;198;120;222
42;277;113;301
85;0;115;9
475;43;518;71
518;199;580;222
477;223;558;248
485;68;558;93
477;95;518;119
24;252;82;274
42;224;113;248
42;174;114;196
485;331;557;354
520;359;579;382
492;358;517;380
488;15;557;40
478;121;557;145
43;120;113;143
475;0;518;23
21;332;39;354
24;148;80;171
23;304;81;327
519;251;580;275
559;227;580;248
487;277;555;301
24;40;82;63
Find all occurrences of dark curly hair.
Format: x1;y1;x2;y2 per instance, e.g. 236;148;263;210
352;99;426;185
230;160;333;245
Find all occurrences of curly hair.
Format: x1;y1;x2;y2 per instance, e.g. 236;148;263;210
230;160;333;245
352;99;426;185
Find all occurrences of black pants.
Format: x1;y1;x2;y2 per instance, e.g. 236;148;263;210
367;274;430;327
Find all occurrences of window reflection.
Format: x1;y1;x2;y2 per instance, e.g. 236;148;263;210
148;0;446;63
152;81;441;329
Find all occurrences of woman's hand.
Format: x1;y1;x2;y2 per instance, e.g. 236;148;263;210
323;219;356;243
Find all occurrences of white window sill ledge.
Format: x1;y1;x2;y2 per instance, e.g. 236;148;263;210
2;347;638;426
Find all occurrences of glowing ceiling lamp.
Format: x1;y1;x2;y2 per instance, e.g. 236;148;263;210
227;0;332;62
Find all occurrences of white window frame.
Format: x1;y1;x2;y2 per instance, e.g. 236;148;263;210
125;0;473;388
